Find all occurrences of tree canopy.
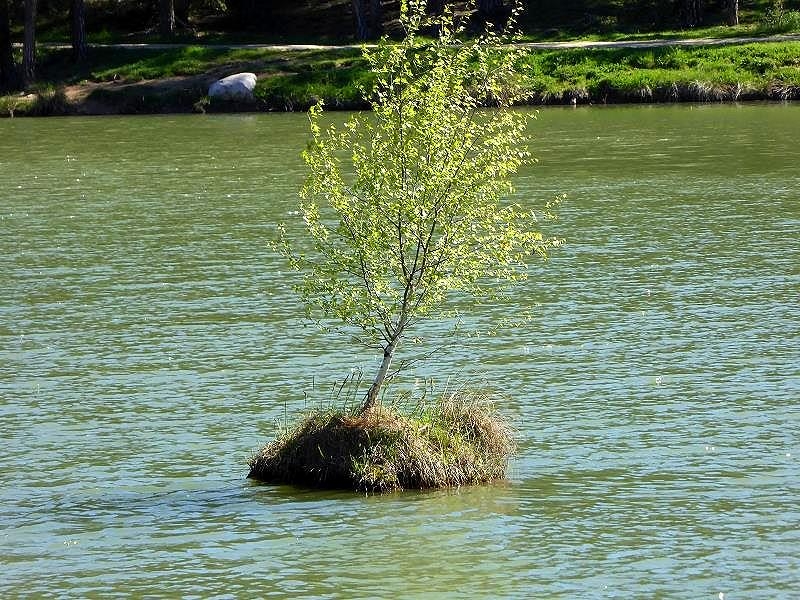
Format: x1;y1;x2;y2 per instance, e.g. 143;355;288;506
281;0;562;413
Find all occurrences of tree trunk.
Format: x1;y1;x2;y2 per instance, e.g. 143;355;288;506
70;0;87;63
680;0;702;28
175;0;189;26
477;0;504;15
159;0;175;37
427;0;445;14
351;0;369;40
0;0;16;90
477;0;512;27
726;0;738;26
23;0;37;86
361;339;398;413
368;0;382;36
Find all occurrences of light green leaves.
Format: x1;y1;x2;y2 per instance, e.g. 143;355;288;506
282;0;561;352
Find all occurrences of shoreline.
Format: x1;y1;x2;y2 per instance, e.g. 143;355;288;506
2;92;797;119
2;37;799;117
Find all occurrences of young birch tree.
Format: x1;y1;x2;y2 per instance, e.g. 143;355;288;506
282;0;561;414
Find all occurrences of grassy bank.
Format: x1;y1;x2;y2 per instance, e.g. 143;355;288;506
521;41;800;103
248;392;515;493
2;39;799;116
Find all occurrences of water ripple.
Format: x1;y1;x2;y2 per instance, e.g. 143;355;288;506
2;106;799;597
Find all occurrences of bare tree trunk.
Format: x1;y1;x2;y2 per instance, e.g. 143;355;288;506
351;0;369;40
0;0;16;90
71;0;87;63
726;0;739;26
159;0;175;37
23;0;37;86
361;339;399;413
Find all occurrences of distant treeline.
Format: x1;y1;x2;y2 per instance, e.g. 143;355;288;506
2;0;799;91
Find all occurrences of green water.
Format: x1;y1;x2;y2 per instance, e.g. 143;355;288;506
2;104;799;597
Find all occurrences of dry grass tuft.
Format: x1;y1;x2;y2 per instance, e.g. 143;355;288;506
248;390;516;493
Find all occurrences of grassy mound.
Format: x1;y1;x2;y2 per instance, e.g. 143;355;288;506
247;392;516;493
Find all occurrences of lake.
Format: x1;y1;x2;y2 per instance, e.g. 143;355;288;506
2;103;799;597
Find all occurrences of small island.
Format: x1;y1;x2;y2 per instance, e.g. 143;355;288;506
247;1;561;491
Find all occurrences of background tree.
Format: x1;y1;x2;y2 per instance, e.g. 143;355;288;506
175;0;189;26
159;0;175;36
370;0;383;35
351;0;383;39
679;0;703;27
71;0;87;62
283;0;561;414
478;0;506;17
23;0;36;85
726;0;739;25
351;0;368;39
427;0;445;14
0;0;15;90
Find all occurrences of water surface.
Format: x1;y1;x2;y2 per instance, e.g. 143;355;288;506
2;104;799;597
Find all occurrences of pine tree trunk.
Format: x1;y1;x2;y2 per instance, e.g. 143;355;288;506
680;0;702;28
369;0;382;36
71;0;87;63
726;0;739;26
0;0;15;90
351;0;369;40
23;0;37;86
159;0;175;37
478;0;504;15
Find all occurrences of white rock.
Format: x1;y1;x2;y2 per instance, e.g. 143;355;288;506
208;73;257;101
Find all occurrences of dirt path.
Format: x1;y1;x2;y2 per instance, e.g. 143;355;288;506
35;32;800;52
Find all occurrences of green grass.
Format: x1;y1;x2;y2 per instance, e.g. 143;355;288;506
34;45;292;85
91;46;233;80
254;55;374;110
759;2;800;33
516;41;800;103
31;45;365;85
